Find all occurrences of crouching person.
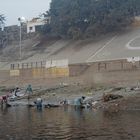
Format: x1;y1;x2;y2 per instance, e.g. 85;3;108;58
74;96;85;109
2;95;8;104
35;98;43;110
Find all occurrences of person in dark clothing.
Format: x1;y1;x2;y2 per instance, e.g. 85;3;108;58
14;87;20;96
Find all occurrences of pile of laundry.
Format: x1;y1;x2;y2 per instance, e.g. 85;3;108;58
8;87;25;101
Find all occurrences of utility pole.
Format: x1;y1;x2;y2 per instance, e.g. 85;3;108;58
18;17;26;61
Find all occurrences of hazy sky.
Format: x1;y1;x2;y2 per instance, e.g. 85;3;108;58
0;0;51;26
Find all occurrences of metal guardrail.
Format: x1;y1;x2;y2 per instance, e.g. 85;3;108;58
10;59;140;72
97;60;140;72
10;61;46;70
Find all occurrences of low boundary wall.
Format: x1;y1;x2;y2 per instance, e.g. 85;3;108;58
0;59;140;87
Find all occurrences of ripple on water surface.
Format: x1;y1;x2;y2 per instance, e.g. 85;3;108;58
0;107;140;140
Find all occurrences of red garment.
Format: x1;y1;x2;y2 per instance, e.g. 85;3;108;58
2;96;7;100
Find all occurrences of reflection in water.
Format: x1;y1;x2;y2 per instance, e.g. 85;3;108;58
0;106;140;140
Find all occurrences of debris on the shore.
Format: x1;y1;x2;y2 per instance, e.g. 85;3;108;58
27;104;35;107
103;93;123;102
92;101;98;106
1;84;140;111
112;87;124;91
44;104;60;108
6;103;12;107
87;92;93;95
134;87;140;91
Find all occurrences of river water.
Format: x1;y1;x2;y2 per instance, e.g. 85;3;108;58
0;106;140;140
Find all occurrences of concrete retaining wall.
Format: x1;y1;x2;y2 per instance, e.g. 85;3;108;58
0;59;140;87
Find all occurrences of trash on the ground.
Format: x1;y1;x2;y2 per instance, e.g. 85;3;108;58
112;87;124;91
83;97;93;103
44;104;60;108
52;93;56;96
87;92;93;95
103;93;123;102
92;101;98;106
9;95;17;101
8;91;25;101
134;87;140;91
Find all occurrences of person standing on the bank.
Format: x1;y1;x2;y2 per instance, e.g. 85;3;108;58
132;57;136;69
25;84;33;100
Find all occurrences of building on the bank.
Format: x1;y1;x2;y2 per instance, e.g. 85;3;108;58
26;17;50;33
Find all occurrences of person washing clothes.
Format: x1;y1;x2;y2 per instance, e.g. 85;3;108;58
14;87;20;97
35;98;43;110
74;96;86;108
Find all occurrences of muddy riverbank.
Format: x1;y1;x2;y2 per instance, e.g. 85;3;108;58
2;84;140;111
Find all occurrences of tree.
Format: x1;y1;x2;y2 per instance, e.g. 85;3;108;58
0;14;5;48
45;0;140;39
0;14;5;28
